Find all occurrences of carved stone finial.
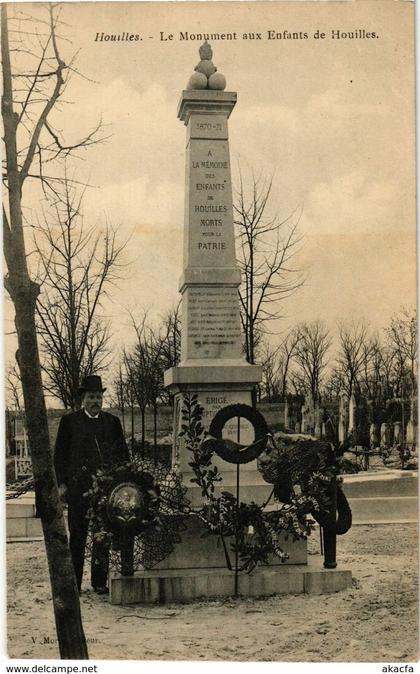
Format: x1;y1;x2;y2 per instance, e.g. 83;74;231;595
199;40;213;61
186;41;227;91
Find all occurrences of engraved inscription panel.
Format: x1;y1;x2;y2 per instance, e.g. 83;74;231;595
188;114;228;141
185;286;242;360
184;137;235;269
175;390;256;476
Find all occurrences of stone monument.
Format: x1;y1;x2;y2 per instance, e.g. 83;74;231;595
380;422;392;449
284;398;290;429
164;41;265;503
369;422;380;449
110;44;352;604
348;393;356;435
406;396;418;448
338;391;348;443
393;421;402;445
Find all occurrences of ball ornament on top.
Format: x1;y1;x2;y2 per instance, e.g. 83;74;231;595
188;72;208;90
208;72;226;90
186;41;227;91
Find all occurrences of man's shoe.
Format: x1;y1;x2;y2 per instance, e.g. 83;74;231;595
93;586;109;595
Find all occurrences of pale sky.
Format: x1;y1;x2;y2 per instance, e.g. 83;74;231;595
4;0;417;382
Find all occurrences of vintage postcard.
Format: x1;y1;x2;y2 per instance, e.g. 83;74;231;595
3;0;417;667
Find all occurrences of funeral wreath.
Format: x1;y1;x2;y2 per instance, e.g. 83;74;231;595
85;457;190;573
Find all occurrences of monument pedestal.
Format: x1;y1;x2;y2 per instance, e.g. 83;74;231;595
110;563;352;605
109;518;349;606
108;514;352;605
165;361;262;477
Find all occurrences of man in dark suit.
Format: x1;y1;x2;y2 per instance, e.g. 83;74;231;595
54;375;129;594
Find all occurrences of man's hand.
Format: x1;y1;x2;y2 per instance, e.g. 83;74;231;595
58;483;67;502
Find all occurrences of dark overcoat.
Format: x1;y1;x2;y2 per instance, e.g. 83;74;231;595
54;409;129;499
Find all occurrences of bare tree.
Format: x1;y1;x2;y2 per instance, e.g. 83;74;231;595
260;341;281;402
35;176;126;409
234;171;304;365
357;335;385;401
147;330;169;453
6;363;24;456
125;314;150;453
289;368;310;397
160;303;181;370
386;308;417;395
277;326;303;399
336;322;373;397
323;367;346;402
2;3;107;657
159;302;181;406
121;349;137;449
111;359;129;433
292;321;331;403
6;362;23;411
128;312;173;452
259;325;303;402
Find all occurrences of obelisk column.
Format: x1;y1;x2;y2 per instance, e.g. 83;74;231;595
165;43;262;483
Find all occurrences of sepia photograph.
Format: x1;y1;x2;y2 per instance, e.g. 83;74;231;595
3;0;418;666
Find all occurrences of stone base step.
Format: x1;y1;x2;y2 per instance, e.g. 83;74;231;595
6;500;37;518
7;537;44;543
347;496;418;524
342;470;418;497
7;515;42;539
109;562;352;605
185;469;418;507
7;492;40;540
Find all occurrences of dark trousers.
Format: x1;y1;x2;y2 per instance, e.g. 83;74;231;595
67;498;109;591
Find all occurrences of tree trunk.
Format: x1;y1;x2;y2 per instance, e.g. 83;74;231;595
141;406;146;456
131;401;135;450
7;281;88;659
121;399;126;434
2;5;87;656
153;401;158;463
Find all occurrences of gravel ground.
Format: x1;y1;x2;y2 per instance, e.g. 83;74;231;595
6;523;418;662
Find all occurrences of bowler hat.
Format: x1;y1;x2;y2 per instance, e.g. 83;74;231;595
78;375;106;394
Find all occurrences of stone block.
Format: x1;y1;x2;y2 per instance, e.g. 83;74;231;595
7;518;26;538
109;564;352;605
303;569;352;594
240;568;304;597
380;422;393;447
172;387;258;475
187;113;229;141
178;90;237;124
26;517;43;537
406;420;417;446
342;472;418;497
165;364;262;388
179;267;240;290
348;496;418;524
6;502;36;518
154;515;307;570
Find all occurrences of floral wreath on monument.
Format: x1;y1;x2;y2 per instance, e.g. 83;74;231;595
85;457;190;573
181;393;351;573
